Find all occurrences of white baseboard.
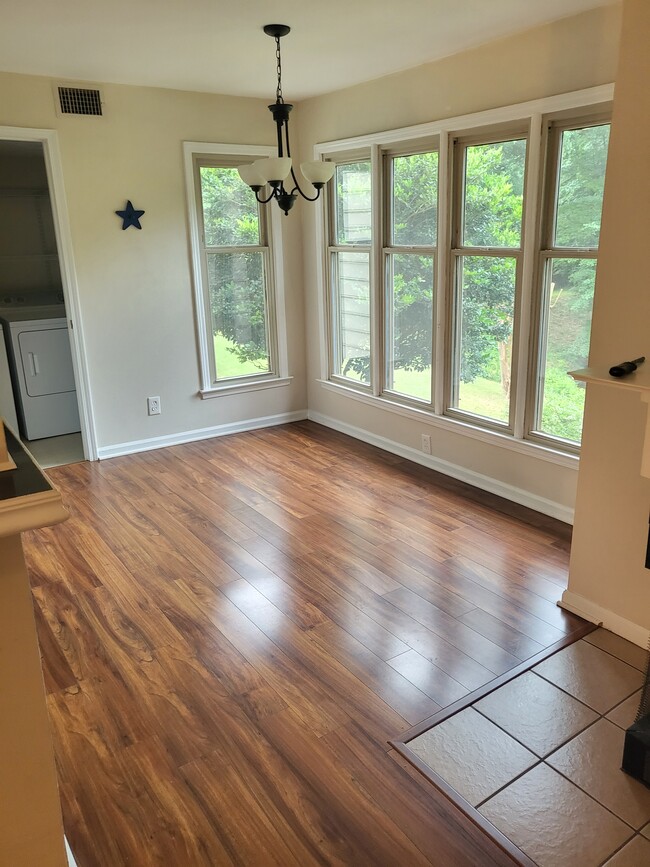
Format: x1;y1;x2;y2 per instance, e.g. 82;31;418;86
308;410;574;524
97;410;308;460
559;590;650;649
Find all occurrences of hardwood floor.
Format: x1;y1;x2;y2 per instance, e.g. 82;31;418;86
24;421;582;866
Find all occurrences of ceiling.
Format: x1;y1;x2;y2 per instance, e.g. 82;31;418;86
1;0;615;101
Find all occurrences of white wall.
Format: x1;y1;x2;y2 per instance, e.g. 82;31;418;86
564;0;650;646
296;6;622;521
0;73;308;452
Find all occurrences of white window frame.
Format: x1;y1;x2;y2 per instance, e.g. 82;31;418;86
314;85;613;464
183;142;291;398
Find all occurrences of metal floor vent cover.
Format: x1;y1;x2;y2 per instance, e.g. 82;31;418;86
57;87;103;116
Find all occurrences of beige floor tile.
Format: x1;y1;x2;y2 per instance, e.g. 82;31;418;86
480;764;632;867
607;691;643;730
584;628;648;672
642;824;650;840
475;672;598;757
547;718;650;829
603;835;650;865
533;640;644;714
407;707;537;807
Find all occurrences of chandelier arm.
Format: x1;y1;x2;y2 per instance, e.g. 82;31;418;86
282;116;316;199
288;169;323;202
254;188;277;205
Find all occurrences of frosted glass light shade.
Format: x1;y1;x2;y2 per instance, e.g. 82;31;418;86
300;160;335;185
237;164;266;187
253;157;292;183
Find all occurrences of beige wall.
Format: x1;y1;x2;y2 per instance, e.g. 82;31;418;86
565;0;650;642
296;5;622;520
0;73;308;451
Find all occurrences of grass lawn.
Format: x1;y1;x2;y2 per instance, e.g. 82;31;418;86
214;333;269;378
390;367;508;421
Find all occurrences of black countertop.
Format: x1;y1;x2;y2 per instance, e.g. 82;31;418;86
0;426;51;502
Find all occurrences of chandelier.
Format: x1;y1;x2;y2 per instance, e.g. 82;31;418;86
237;25;335;215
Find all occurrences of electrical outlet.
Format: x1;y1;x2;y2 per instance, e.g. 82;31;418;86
421;433;431;455
147;396;161;416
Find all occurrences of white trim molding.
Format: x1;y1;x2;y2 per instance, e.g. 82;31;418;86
0;125;98;460
314;85;614;156
559;591;650;649
200;376;293;399
318;379;579;469
308;410;574;524
97;410;307;460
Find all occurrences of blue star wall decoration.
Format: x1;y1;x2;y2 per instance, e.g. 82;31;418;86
115;200;145;230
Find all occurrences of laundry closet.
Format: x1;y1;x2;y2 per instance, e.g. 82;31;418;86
0;141;83;467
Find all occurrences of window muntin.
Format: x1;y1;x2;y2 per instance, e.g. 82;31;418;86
449;135;527;427
197;163;275;384
531;122;610;445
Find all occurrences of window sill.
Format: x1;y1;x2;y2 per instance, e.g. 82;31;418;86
200;376;293;399
317;379;579;469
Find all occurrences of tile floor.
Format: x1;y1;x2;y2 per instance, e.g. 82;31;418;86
406;629;650;867
24;432;84;468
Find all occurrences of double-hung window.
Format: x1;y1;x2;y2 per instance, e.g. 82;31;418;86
184;144;288;397
529;119;610;446
385;149;438;404
320;90;611;455
448;134;527;428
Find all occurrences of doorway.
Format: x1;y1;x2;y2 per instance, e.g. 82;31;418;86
0;128;96;466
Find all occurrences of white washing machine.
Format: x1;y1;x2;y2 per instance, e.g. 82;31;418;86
0;307;80;440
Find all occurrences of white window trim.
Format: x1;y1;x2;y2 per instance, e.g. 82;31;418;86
313;84;613;458
183;141;291;398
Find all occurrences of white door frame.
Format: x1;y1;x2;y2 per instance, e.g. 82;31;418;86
0;125;97;461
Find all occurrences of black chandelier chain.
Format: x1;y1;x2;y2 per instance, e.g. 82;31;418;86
275;36;284;103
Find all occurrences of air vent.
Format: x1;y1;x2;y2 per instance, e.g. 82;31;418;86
57;86;103;116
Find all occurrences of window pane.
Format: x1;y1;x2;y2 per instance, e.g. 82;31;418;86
451;255;516;423
462;139;526;248
207;252;270;379
335;162;372;245
554;124;610;248
333;251;370;384
200;166;261;247
536;258;597;442
385;253;433;401
392;152;438;246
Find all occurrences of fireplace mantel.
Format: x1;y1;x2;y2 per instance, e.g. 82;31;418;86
570;365;650;478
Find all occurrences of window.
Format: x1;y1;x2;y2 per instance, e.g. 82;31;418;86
449;135;526;427
319;91;611;454
329;160;372;385
385;150;438;403
529;121;610;445
184;144;288;397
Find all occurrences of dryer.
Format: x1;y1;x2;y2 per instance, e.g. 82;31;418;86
0;308;80;440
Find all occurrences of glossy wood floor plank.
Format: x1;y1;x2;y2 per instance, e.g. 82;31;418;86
24;421;582;866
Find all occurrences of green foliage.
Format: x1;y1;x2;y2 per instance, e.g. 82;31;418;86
200;167;269;372
539;367;586;442
203;127;608;436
